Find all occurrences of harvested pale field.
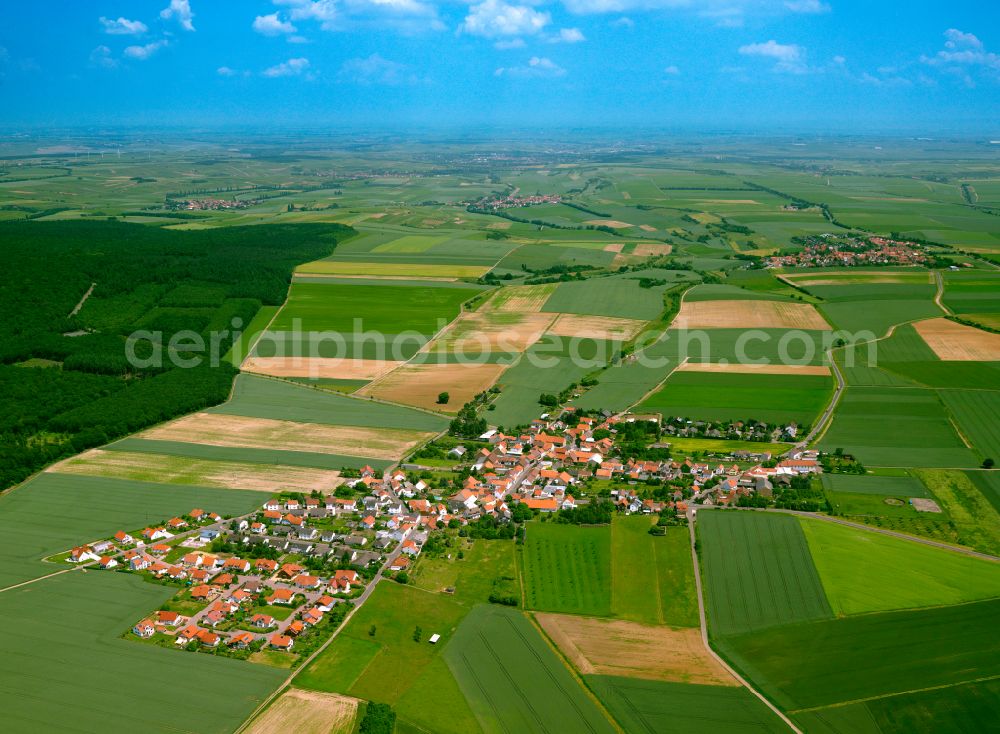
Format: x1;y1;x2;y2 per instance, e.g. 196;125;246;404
603;243;625;253
632;243;673;257
296;261;490;279
639;225;657;232
292;273;458;283
486;221;512;230
245;689;358;734
242;356;404;381
676;362;831;376
428;311;555;353
361;362;507;412
584;219;633;229
547;314;647;341
481;283;558;313
141;412;433;459
673;299;831;330
914;318;1000;361
535;613;736;686
784;271;932;287
49;449;343;493
698;199;760;205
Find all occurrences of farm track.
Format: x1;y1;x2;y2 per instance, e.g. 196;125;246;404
67;281;96;318
686;511;803;734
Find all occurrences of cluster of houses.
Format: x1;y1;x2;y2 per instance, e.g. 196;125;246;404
131;556;364;654
420;411;824;522
766;235;930;268
662;417;801;443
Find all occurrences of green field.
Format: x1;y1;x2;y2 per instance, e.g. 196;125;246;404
107;437;393;471
915;469;1000;556
210;374;448;431
0;571;283;733
296;582;471;708
939;389;1000;461
0;473;263;588
269;281;481;334
817;387;978;467
521;522;612;617
717;598;1000;712
821;472;930;497
639;370;833;425
443;605;617;734
697;511;833;636
610;517;698;627
542;276;667;320
800;517;1000;615
587;676;789;734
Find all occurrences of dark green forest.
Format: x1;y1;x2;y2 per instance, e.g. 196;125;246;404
0;220;353;490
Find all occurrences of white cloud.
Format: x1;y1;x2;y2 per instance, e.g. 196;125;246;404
339;53;419;84
262;57;311;77
495;56;566;78
160;0;195;31
124;40;169;60
944;29;982;50
551;27;585;43
276;0;338;29
89;45;117;69
461;0;550;38
663;64;680;74
495;38;526;49
254;13;297;35
611;16;634;28
217;66;237;76
784;0;830;14
99;17;148;35
739;39;806;73
922;28;1000;78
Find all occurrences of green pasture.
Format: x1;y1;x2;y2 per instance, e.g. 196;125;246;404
521;521;612;617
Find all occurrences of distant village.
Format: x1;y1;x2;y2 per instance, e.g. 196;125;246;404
468;191;563;212
766;235;933;268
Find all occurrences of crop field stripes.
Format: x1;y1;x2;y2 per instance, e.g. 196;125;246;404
457;650;516;734
699;511;833;637
787;673;1000;716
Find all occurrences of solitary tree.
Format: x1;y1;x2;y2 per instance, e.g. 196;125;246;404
984;458;996;470
437;392;450;405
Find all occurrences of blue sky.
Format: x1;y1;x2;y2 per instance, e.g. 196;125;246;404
1;0;998;132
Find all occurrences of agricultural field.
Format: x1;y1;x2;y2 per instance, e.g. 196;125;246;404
520;522;612;617
639;369;833;425
0;473;262;588
817;387;978;468
243;689;359;734
610;517;698;627
0;571;284;734
799;517;1000;615
443;605;617;734
587;677;790;734
716;598;1000;712
210;374;448;432
697;510;833;636
537;613;733;685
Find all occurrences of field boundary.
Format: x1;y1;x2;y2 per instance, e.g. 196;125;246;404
687;510;803;734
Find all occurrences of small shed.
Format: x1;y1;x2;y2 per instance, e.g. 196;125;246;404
428;634;441;644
